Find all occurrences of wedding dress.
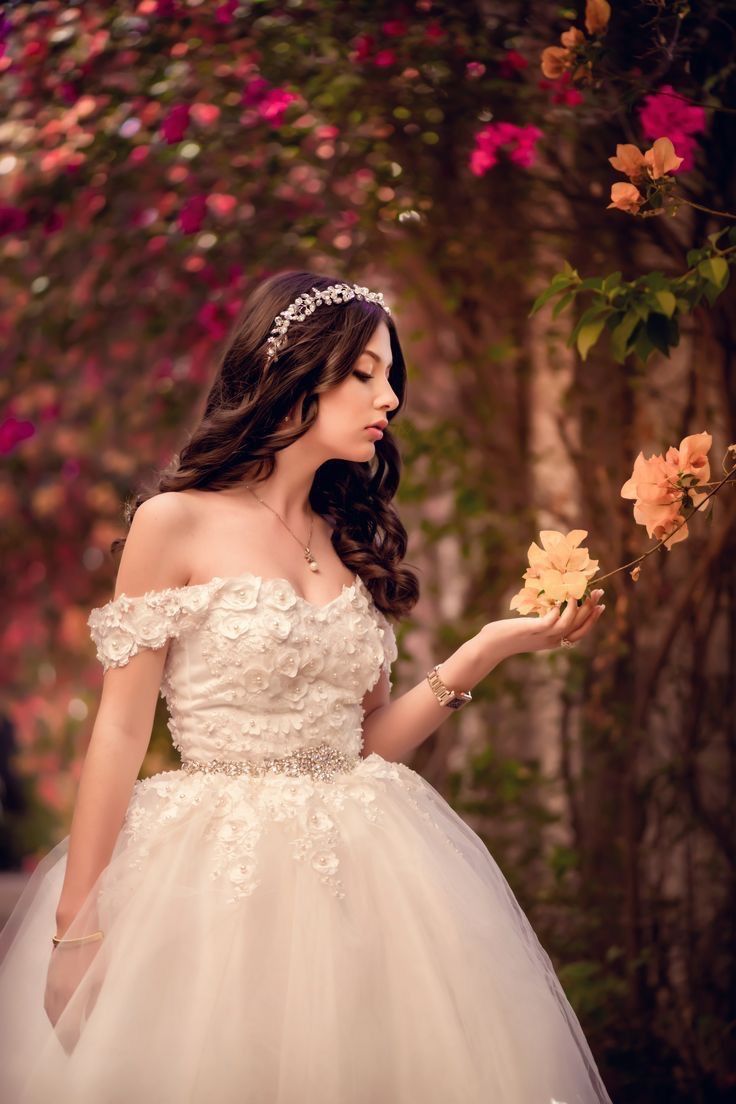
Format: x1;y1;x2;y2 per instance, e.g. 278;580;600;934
0;569;612;1103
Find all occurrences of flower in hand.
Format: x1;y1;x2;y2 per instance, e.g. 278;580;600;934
509;529;600;616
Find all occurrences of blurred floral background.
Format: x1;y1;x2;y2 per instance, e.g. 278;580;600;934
1;1;735;1099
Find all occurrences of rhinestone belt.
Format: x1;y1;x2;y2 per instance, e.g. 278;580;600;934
180;742;361;783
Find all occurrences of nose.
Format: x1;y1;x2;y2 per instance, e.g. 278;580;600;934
377;379;400;414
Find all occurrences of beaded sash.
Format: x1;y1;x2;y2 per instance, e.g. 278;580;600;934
181;742;361;783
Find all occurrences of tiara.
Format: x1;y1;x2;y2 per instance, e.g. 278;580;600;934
264;282;391;363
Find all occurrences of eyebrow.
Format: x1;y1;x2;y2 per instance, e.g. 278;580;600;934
363;350;393;370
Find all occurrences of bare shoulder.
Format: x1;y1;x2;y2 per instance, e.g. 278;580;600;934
113;493;195;599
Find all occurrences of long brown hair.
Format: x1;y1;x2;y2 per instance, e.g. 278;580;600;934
111;269;419;619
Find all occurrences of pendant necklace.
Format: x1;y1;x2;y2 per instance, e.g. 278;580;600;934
243;484;320;572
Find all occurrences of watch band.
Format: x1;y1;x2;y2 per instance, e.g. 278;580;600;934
425;663;473;710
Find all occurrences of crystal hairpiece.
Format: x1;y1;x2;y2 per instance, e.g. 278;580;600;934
264;282;391;363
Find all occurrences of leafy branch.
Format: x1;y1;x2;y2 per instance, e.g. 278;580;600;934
529;227;736;363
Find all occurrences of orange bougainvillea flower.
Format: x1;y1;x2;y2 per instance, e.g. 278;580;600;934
560;27;586;48
607;181;645;212
585;0;611;34
620;432;712;548
509;530;599;616
643;136;684;178
541;45;573;79
608;143;647;180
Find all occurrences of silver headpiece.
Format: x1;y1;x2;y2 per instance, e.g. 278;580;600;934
265;282;391;363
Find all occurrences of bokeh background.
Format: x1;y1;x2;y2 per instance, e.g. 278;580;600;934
1;2;735;1100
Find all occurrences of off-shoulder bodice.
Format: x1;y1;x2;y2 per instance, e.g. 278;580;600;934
87;571;398;764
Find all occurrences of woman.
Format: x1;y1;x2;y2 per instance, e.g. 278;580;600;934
0;271;610;1102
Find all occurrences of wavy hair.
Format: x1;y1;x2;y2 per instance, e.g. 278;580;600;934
111;269;419;619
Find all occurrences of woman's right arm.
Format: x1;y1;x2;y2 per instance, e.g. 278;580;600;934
54;493;193;933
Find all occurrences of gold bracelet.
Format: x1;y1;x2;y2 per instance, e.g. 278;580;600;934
425;663;473;710
52;929;104;947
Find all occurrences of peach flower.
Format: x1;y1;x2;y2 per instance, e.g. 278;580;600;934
620;432;712;547
607;182;644;212
509;529;599;616
560;27;586;48
643;136;684;178
608;143;647;180
541;45;573;79
585;0;611;35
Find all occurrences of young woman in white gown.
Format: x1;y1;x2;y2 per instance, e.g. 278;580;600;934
0;272;612;1103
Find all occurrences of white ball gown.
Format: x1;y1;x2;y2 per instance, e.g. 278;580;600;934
0;570;613;1103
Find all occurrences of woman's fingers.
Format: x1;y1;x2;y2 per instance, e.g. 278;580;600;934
566;600;606;642
555;590;604;643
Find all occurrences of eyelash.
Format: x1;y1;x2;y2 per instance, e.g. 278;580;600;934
353;370;373;382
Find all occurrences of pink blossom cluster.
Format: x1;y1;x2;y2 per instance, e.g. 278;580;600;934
241;77;300;126
470;122;543;176
638;84;706;173
538;70;584;106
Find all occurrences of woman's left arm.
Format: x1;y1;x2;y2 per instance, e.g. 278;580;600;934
361;589;605;762
360;635;503;762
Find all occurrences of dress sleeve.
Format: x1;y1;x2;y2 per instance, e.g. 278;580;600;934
87;586;207;674
373;609;399;692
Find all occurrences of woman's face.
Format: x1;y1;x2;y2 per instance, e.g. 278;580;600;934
308;320;400;462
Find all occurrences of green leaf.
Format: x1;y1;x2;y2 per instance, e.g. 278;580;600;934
577;317;607;360
697;256;729;289
551;290;575;319
609;312;640;363
707;228;729;249
602;271;622;293
529;274;575;316
654;290;676;317
646;313;673;356
569;302;614;346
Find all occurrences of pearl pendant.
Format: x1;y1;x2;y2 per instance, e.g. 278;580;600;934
308;560;319;572
305;549;319;572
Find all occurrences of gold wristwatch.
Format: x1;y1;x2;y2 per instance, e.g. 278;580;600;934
425;663;473;710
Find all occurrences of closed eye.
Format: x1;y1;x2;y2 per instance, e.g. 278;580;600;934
353;370;373;382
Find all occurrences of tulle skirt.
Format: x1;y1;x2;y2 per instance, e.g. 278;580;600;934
0;753;612;1103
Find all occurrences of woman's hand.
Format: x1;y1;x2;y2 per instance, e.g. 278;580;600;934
477;589;606;662
44;939;103;1054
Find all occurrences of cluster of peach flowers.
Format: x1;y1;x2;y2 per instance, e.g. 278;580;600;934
620;431;712;547
607;136;684;213
509;531;600;616
540;0;611;84
510;432;736;616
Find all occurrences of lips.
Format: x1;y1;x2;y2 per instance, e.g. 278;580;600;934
366;420;388;430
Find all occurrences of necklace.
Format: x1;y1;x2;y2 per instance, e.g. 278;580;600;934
243;484;320;572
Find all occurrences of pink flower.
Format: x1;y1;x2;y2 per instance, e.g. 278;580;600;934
499;50;528;78
257;89;300;126
190;103;221;127
0;416;35;454
470;122;543;176
206;193;237;218
241;76;270;107
178;194;207;234
160;104;190;144
373;50;396;67
352;34;375;61
638;84;706;172
382;20;407;36
215;0;238;23
466;61;486;79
